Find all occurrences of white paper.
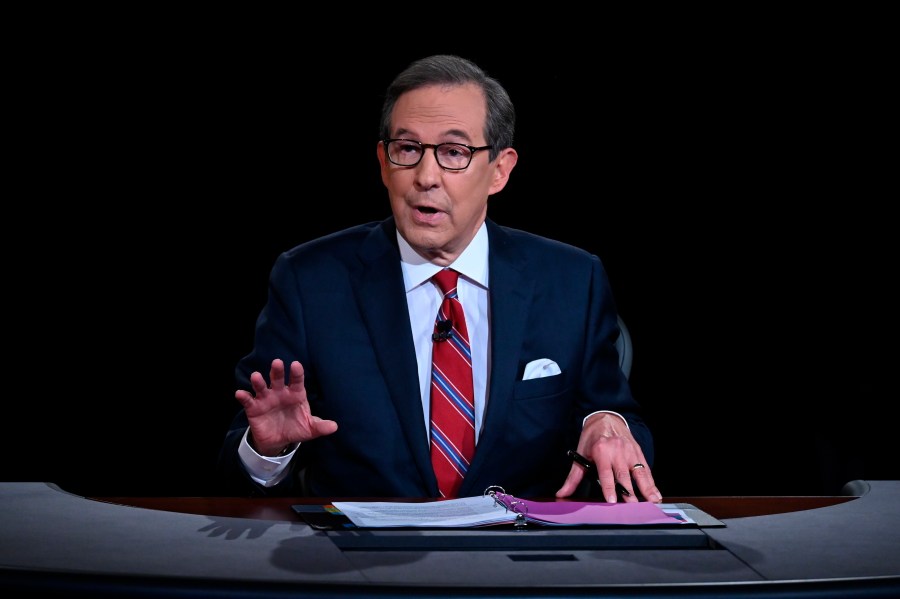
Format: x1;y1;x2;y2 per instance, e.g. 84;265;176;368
333;496;510;527
331;496;695;528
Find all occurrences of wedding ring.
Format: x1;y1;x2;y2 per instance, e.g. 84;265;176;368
632;463;645;471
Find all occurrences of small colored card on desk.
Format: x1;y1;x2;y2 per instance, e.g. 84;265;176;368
291;504;357;530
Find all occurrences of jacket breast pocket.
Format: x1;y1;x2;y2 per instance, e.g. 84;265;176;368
512;373;569;401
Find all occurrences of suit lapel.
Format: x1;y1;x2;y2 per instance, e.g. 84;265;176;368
460;220;534;496
353;219;436;492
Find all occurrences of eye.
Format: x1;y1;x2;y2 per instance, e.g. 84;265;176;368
396;141;421;155
440;144;470;159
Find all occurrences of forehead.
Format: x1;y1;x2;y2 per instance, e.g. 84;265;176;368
390;83;486;142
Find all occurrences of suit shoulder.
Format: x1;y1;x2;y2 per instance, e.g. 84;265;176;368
261;220;393;283
276;220;388;266
285;221;381;254
493;223;597;263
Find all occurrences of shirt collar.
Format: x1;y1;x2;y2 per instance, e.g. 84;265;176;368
398;222;489;292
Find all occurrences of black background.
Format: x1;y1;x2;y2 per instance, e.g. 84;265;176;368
5;26;895;498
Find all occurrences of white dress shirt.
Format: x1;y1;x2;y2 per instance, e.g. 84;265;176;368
398;222;491;443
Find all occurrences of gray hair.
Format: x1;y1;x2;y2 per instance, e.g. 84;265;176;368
379;55;515;162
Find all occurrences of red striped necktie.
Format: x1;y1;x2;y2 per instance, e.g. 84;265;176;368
429;268;476;498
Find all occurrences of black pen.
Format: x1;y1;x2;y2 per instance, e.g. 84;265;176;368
567;450;631;498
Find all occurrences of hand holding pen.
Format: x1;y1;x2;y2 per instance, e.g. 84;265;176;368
555;412;663;503
567;450;632;500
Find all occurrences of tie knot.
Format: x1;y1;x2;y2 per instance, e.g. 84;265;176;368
432;268;459;295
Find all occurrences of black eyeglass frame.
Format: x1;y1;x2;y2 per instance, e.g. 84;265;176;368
382;138;494;171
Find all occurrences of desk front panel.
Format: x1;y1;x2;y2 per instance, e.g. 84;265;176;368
2;482;899;597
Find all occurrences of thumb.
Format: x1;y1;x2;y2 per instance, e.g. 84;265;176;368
310;416;339;438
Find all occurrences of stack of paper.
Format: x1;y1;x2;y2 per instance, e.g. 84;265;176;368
331;495;692;528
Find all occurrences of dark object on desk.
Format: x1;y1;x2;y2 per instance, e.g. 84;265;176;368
291;504;355;530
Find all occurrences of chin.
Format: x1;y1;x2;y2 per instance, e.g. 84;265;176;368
409;232;443;252
407;232;452;260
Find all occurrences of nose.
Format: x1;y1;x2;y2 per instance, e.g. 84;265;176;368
413;147;443;188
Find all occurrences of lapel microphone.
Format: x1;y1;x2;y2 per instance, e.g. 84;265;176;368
433;319;453;342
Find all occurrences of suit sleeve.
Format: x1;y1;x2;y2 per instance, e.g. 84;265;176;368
579;255;654;467
214;252;311;496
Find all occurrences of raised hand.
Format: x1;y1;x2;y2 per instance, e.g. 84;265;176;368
234;359;338;456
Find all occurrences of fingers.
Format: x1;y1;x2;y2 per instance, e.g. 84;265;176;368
239;360;305;414
268;359;286;391
613;466;638;503
287;360;305;393
596;465;658;503
558;463;647;504
249;370;270;397
596;469;623;504
555;463;586;498
631;466;663;503
245;360;303;397
234;389;254;409
557;445;648;503
582;446;662;503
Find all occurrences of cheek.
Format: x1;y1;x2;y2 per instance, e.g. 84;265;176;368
448;176;490;206
449;190;489;221
383;168;412;191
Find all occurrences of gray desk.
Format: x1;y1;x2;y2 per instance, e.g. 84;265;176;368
2;481;899;597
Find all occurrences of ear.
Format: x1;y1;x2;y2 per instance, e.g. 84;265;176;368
376;141;390;187
487;148;519;195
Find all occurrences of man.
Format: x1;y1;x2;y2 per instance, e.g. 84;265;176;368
216;55;662;504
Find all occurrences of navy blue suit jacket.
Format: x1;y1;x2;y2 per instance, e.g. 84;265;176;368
216;217;653;498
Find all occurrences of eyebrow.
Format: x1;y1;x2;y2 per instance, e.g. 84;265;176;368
393;128;474;143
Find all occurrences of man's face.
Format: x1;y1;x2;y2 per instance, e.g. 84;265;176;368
377;83;517;265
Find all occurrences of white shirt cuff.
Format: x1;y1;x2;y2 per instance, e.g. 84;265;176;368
238;429;297;488
582;410;630;429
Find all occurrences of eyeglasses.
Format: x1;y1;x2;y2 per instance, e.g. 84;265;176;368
382;138;493;171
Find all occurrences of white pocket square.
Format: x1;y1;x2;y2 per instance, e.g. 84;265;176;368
522;358;561;380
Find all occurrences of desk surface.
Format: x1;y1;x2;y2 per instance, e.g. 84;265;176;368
2;481;899;597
